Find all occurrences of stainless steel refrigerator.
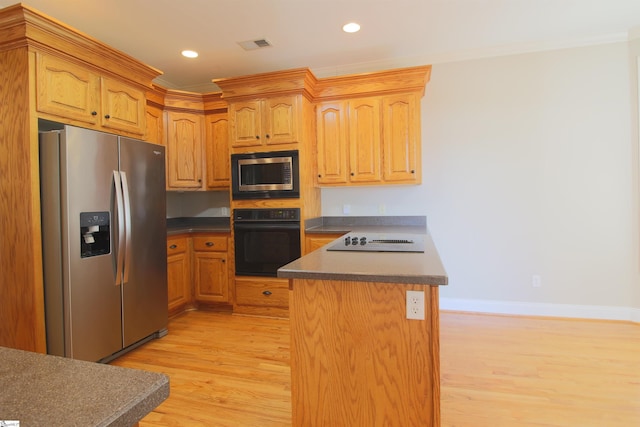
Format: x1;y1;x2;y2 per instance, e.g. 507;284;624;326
39;121;168;362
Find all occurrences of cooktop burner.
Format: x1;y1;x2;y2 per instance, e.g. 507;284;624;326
326;233;425;253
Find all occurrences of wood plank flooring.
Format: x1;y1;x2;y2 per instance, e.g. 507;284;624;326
111;310;640;426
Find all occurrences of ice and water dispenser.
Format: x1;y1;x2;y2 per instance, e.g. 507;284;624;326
80;212;110;258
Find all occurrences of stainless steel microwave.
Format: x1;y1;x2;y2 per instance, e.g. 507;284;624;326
231;150;300;199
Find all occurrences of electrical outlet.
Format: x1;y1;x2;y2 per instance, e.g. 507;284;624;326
532;274;542;288
406;290;425;320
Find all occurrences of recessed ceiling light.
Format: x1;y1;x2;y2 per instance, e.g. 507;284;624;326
342;22;361;33
181;50;199;58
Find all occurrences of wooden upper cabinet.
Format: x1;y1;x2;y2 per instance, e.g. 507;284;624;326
99;77;146;135
263;96;299;144
35;53;146;136
205;113;230;189
316;102;349;185
165;111;204;189
229;95;299;147
145;104;164;145
315;93;422;186
36;53;100;126
382;93;420;183
348;97;382;183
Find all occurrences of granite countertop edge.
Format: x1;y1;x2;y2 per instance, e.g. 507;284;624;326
0;347;170;427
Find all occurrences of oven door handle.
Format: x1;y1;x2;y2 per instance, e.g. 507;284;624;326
233;222;300;231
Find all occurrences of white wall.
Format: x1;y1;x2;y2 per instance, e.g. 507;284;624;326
322;42;640;320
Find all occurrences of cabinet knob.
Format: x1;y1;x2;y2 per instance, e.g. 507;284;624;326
265;134;270;139
205;242;214;247
169;244;177;249
256;135;260;139
350;172;355;176
262;290;272;296
104;114;111;119
91;111;97;116
411;170;415;174
318;174;321;178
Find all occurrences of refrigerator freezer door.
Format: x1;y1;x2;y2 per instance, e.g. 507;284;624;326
60;126;123;361
119;138;168;347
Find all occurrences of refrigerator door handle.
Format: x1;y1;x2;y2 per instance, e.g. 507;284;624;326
120;171;132;285
113;170;125;286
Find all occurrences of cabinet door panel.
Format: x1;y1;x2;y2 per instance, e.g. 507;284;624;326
316;102;348;184
348;98;381;183
36;53;99;125
264;96;299;144
383;94;420;183
145;105;164;145
166;112;203;189
205;113;230;188
167;252;190;313
230;101;261;147
194;252;228;302
100;78;146;135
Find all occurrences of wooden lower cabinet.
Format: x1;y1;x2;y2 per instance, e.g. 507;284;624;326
167;233;231;316
193;235;229;304
167;236;192;316
234;276;289;318
304;232;345;254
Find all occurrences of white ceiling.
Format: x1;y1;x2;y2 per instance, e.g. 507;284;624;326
3;0;640;92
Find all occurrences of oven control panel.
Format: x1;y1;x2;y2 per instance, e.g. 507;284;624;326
234;208;300;222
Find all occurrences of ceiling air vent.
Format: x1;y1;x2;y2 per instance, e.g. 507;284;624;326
238;38;273;51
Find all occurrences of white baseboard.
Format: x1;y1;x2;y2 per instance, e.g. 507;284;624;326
440;298;640;323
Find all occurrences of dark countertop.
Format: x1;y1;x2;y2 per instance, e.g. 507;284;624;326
167;217;230;235
280;216;448;286
0;347;169;426
304;215;427;235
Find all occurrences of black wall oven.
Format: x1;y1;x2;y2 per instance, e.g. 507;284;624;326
233;208;301;277
231;150;299;200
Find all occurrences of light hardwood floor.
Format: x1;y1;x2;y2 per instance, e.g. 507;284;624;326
112;310;640;426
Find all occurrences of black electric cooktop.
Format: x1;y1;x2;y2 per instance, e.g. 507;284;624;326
326;233;425;253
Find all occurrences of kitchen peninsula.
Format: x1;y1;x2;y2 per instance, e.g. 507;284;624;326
278;217;447;427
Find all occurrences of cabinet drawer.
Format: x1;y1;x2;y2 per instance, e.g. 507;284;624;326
167;236;188;255
192;235;228;252
235;277;289;309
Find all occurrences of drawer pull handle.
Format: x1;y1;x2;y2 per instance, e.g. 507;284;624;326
104;114;111;119
262;290;272;296
169;244;177;249
206;242;214;247
91;111;97;116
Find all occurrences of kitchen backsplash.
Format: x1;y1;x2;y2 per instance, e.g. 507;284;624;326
166;191;230;218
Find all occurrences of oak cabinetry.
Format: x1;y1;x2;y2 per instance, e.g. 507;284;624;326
36;53;147;136
167;236;192;317
234;277;289;318
145;104;164;145
165;111;204;189
304;233;345;254
349;97;383;183
204;112;230;189
316;93;420;186
192;235;229;303
0;4;163;352
228;96;300;148
316;102;349;184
